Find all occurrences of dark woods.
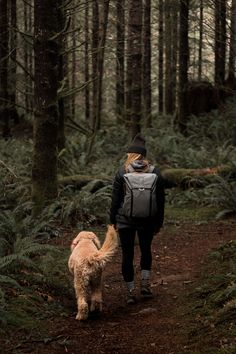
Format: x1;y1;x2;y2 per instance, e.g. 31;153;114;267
0;0;235;212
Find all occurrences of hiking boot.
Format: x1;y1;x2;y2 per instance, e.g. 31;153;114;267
126;289;137;304
140;282;154;298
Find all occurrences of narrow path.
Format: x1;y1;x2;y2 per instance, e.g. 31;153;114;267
8;220;236;353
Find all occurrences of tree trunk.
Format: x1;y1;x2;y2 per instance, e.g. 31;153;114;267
215;0;226;86
32;0;60;214
57;0;66;151
0;0;10;138
91;0;110;133
91;0;99;131
9;0;20;126
116;0;125;123
198;0;203;81
177;0;189;134
171;3;178;112
158;0;164;114
127;0;143;138
164;0;174;115
84;1;90;122
227;0;236;89
143;0;152;127
96;0;110;132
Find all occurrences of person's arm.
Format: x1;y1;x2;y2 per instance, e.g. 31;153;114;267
109;169;124;225
154;168;165;232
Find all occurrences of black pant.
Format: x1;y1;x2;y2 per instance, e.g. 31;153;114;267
118;227;154;282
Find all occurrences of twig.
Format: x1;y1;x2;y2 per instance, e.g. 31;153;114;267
0;160;18;178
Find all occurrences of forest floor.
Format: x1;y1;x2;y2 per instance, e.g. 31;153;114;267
1;216;236;354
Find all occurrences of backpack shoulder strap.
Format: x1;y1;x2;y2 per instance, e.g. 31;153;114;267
148;165;155;173
126;164;135;173
126;164;155;173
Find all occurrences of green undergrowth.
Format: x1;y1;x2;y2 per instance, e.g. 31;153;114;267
0;248;73;337
180;240;236;353
165;204;220;224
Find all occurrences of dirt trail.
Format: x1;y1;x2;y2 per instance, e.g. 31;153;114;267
4;220;236;354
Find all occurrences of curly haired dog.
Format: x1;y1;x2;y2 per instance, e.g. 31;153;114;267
68;225;118;321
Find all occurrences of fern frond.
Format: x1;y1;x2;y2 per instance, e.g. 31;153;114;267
0;275;21;289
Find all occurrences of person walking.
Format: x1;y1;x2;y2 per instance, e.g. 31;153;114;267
109;133;165;304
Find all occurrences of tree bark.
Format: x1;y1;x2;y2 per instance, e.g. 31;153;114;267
126;0;143;138
84;1;90;122
9;0;20;125
177;0;189;134
32;0;60;214
57;0;67;151
158;0;164;114
116;0;125;123
164;0;174;115
214;0;226;86
227;0;236;89
91;0;110;133
0;0;10;138
198;0;203;81
143;0;152;127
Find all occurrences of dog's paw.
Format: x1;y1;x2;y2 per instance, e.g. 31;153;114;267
90;300;102;312
76;312;88;321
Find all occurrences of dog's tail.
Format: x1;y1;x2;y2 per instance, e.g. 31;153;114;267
88;225;118;268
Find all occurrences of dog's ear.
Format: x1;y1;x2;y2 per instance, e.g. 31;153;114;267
70;233;81;251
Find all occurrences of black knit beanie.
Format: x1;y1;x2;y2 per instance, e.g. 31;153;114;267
127;133;147;157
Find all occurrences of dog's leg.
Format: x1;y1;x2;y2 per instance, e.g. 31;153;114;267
90;273;103;313
74;278;89;321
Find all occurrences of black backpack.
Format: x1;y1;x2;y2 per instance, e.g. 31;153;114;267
122;164;158;218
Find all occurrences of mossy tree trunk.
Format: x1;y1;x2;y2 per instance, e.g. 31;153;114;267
32;0;60;214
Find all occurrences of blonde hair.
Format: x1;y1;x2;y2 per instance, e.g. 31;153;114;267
124;153;149;172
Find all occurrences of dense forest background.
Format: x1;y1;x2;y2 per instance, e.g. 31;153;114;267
0;0;236;342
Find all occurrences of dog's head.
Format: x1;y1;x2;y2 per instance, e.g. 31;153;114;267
70;231;101;251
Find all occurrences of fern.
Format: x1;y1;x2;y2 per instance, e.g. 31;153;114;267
0;274;21;289
204;176;236;218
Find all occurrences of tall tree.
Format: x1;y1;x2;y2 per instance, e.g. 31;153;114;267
91;0;110;132
142;0;152;127
227;0;236;89
84;1;90;122
164;0;173;114
198;0;204;80
116;0;125;123
0;0;10;138
164;1;178;115
9;0;20;124
57;0;67;151
23;0;33;118
158;0;164;114
177;0;189;134
32;0;60;213
126;0;143;138
214;0;226;85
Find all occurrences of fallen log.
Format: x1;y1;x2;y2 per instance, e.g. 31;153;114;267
59;175;112;192
58;165;236;192
161;165;236;189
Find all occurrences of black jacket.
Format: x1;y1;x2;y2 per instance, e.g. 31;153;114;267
109;162;165;231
